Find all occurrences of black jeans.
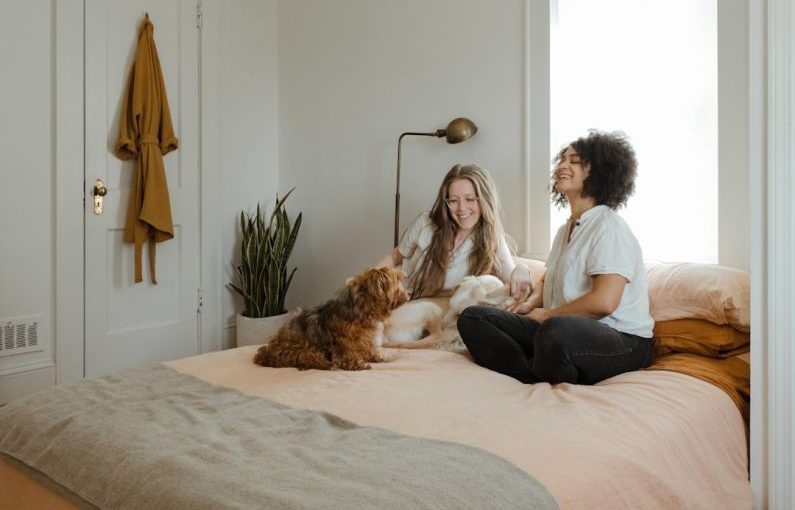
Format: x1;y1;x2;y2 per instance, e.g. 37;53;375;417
457;306;654;385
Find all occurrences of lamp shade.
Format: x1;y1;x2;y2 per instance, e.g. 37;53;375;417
443;117;478;144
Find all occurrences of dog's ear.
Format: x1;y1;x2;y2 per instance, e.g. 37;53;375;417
367;267;394;296
347;267;404;315
370;268;406;301
348;268;384;298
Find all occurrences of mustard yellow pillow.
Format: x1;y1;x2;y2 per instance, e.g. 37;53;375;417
653;319;750;358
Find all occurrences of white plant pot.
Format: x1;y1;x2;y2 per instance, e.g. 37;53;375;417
236;312;289;347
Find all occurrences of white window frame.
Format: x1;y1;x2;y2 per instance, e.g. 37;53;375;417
522;0;749;272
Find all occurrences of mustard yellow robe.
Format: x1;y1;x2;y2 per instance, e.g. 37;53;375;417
115;14;178;284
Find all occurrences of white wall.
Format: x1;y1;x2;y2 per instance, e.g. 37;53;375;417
0;2;56;401
278;0;526;306
218;0;279;348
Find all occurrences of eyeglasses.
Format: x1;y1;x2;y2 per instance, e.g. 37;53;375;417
445;196;479;209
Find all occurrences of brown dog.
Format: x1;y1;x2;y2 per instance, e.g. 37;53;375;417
254;266;409;370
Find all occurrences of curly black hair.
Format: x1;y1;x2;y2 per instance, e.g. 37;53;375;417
551;130;637;210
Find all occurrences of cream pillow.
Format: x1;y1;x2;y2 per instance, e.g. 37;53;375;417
514;256;546;287
513;257;750;333
645;262;750;333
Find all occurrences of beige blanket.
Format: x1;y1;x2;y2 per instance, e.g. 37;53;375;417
167;347;751;510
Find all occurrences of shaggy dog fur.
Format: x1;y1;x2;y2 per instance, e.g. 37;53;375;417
383;274;533;351
382;300;444;345
441;275;506;327
254;266;409;370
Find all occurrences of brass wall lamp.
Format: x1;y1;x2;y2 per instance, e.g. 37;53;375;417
393;117;478;246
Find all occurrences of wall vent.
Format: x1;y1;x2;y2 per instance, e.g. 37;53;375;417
0;316;44;357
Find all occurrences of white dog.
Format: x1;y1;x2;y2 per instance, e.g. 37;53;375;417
382;275;531;351
442;275;505;327
382;300;444;345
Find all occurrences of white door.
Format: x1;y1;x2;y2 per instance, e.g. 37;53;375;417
84;0;200;377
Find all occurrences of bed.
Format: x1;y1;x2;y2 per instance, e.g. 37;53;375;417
0;261;752;510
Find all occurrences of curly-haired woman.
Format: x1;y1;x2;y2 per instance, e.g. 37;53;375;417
376;164;531;299
458;131;654;385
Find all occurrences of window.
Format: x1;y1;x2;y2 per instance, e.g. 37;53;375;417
549;0;718;263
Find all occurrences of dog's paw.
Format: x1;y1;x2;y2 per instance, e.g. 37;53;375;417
347;362;371;370
335;358;371;371
377;351;399;362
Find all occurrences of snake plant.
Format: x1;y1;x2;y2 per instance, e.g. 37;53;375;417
229;188;302;318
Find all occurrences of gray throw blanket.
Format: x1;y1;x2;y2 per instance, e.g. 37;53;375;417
0;365;558;510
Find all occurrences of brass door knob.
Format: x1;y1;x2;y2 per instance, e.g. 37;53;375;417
93;179;107;215
93;180;107;197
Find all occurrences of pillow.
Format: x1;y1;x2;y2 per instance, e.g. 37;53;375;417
513;258;751;333
653;319;750;358
514;256;546;286
645;262;750;332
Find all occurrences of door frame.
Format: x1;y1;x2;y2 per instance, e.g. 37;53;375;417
197;0;223;355
752;0;795;507
55;0;85;384
55;0;222;384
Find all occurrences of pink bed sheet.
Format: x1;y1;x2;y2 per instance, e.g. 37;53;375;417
168;346;751;510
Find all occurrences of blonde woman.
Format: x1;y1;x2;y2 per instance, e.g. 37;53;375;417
377;164;531;299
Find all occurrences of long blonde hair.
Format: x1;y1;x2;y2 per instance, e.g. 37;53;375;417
408;164;506;298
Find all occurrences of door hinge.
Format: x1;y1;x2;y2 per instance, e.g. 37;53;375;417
196;3;203;29
197;288;203;314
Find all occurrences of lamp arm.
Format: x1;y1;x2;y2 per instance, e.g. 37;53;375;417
395;132;442;247
393;118;477;246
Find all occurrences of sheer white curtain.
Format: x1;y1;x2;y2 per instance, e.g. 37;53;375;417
550;0;717;263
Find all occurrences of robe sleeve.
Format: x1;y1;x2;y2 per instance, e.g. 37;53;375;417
155;54;179;155
114;70;140;161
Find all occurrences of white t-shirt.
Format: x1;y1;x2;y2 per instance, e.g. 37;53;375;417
543;205;654;338
398;212;515;294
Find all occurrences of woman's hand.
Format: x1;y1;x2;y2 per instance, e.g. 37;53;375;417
526;308;551;323
509;264;532;299
376;248;404;269
505;275;543;314
508;301;535;315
